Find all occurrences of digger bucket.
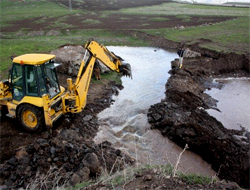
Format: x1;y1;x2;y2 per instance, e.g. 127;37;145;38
120;63;132;79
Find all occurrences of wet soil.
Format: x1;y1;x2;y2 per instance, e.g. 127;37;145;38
1;0;250;189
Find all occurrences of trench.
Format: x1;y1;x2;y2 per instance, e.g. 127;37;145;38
94;46;215;177
206;78;250;131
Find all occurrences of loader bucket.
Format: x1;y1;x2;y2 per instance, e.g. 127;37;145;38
120;63;132;79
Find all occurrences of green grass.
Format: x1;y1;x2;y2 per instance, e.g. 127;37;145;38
72;164;214;189
91;72;122;85
67;181;94;190
119;2;250;16
0;0;80;27
149;17;169;22
82;19;102;25
179;173;212;185
143;17;250;53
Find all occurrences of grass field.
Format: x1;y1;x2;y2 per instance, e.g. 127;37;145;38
0;0;249;79
118;2;250;16
0;0;80;27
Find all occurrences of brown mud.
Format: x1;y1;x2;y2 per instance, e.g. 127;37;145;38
1;0;250;189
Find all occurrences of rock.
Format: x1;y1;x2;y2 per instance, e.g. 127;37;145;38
59;129;82;141
143;175;152;181
8;158;17;165
115;149;122;157
51;45;86;76
15;150;28;160
123;125;136;133
122;134;139;142
36;139;49;147
41;132;50;139
152;113;162;121
76;167;90;181
82;153;100;175
70;173;82;186
50;147;56;155
83;115;93;122
184;48;201;58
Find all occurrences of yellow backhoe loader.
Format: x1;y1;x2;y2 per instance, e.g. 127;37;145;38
0;40;132;132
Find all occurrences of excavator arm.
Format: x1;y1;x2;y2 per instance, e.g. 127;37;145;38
63;40;132;113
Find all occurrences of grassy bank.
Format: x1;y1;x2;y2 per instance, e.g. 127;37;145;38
143;16;249;53
118;2;249;53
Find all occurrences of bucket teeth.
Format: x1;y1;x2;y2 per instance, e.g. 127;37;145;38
121;63;132;79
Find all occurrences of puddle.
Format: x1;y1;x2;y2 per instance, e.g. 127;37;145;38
206;78;250;131
94;47;215;177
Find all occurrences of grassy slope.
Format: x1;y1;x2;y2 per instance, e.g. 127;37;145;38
119;3;250;53
144;17;249;53
118;2;249;16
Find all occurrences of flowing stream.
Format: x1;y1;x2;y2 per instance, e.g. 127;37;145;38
94;47;215;176
206;78;250;131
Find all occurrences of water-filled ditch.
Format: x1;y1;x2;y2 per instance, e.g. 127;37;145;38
206;78;250;131
94;47;215;176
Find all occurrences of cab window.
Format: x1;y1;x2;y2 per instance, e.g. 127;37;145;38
25;65;38;96
11;64;24;101
37;66;47;96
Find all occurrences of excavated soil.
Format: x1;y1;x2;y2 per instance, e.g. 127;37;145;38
1;0;250;189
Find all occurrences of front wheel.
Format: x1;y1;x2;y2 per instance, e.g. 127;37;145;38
19;104;44;132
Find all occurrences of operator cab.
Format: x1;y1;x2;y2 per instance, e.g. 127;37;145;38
11;54;61;101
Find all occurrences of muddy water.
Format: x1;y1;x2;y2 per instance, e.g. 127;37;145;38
94;47;215;176
206;78;250;131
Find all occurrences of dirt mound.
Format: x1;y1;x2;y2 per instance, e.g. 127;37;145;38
0;131;133;189
148;53;250;188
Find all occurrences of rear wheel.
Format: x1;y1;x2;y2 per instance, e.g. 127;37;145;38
19;104;44;132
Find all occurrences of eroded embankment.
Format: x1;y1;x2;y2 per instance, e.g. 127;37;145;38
147;51;250;188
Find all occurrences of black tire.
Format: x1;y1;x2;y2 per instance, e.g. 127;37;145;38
18;104;45;132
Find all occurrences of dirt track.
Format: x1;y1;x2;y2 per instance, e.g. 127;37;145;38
0;0;250;189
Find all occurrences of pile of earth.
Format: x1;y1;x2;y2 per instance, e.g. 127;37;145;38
147;48;250;188
0;130;133;189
